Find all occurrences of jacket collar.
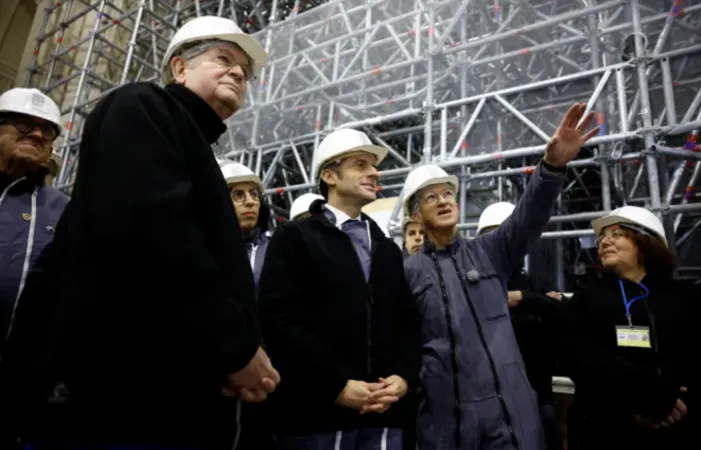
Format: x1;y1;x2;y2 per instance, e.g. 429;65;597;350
309;198;387;241
422;235;462;255
1;167;49;194
165;83;226;144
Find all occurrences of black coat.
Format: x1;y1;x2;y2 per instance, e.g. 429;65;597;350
258;199;421;433
563;272;698;449
507;268;563;406
1;83;259;448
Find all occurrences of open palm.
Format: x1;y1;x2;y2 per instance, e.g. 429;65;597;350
544;103;600;167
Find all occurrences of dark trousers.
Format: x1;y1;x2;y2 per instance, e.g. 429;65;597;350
539;403;564;450
276;428;402;450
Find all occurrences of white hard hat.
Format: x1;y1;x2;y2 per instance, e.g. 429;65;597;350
402;165;459;216
289;193;324;220
0;88;62;131
591;205;667;246
161;16;269;84
312;129;388;181
402;216;421;231
221;162;263;191
476;202;516;235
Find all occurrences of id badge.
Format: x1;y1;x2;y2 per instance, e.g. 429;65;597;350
615;326;651;348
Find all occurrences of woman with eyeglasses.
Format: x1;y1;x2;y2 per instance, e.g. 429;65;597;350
220;161;275;450
221;162;272;290
564;206;697;450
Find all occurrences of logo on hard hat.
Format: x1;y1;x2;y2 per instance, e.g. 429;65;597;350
28;92;47;113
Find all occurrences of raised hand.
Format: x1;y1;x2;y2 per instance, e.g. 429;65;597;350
544;103;600;168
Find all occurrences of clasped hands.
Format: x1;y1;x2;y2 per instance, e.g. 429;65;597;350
335;375;409;414
222;346;281;403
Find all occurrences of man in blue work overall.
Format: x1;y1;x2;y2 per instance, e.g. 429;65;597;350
258;128;421;450
403;103;599;450
0;88;68;345
0;87;68;449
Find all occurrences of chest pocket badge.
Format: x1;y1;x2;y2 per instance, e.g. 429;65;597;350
22;213;31;221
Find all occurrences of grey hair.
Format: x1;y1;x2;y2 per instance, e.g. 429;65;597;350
409;193;421;216
163;39;252;85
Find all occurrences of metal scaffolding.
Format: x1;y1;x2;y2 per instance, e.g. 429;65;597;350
22;0;701;287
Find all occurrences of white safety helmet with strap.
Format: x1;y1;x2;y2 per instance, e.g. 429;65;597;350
161;16;269;84
221;162;263;191
0;88;63;132
476;202;516;235
289;193;324;220
402;164;459;216
312;129;388;182
591;205;667;247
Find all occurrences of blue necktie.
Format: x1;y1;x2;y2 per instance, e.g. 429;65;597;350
341;219;372;281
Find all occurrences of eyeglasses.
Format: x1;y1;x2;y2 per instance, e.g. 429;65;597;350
181;44;254;82
595;228;627;247
421;190;456;206
230;188;261;204
0;116;59;141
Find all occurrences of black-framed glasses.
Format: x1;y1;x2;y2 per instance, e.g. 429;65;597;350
230;188;261;204
0;116;59;141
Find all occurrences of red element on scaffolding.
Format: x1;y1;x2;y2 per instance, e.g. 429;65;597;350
461;141;468;150
519;48;530;56
408;29;416;37
275;187;285;195
523;166;535;175
296;105;303;111
672;80;680;89
321;57;328;64
596;111;605;125
671;0;684;17
277;216;285;223
385;97;394;105
371;65;381;76
684;185;694;200
428;27;435;36
493;152;505;161
66;122;73;131
314;120;321;130
57;37;63;43
376;185;384;192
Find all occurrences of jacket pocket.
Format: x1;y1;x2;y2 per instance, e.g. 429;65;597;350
467;270;509;322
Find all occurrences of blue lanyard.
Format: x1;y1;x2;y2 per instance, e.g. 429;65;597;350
618;279;649;327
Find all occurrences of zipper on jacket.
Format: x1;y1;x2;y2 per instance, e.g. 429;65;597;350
430;252;463;450
367;296;373;374
449;253;519;450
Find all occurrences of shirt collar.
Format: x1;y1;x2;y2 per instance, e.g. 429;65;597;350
323;203;361;229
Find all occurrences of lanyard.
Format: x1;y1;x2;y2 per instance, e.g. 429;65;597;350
617;279;649;327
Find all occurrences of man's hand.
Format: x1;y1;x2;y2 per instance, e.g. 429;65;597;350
544;103;600;168
633;387;689;429
223;346;281;402
361;375;409;414
335;380;382;410
546;291;563;301
507;291;523;308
